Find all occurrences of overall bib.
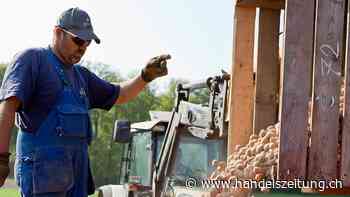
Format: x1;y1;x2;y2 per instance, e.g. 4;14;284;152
15;49;94;197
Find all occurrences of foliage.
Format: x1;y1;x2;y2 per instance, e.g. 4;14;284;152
0;63;6;84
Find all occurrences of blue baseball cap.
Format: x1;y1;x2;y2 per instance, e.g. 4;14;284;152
56;7;100;44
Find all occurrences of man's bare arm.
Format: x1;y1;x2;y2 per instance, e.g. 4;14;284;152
0;96;20;187
0;97;21;153
114;75;147;104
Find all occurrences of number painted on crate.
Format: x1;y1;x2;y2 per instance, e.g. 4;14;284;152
320;42;339;59
315;95;336;108
321;58;341;77
320;42;341;77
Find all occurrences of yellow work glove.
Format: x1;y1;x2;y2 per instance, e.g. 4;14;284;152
141;54;171;82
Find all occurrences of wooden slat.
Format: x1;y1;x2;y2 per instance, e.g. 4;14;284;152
341;0;350;187
278;0;315;180
253;8;280;133
235;0;285;10
228;6;256;155
309;0;346;181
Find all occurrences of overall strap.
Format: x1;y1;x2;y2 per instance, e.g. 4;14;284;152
74;66;90;108
47;49;71;87
46;47;88;107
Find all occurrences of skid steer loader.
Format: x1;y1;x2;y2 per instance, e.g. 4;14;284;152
98;73;230;197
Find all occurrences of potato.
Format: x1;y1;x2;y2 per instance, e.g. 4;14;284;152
252;160;262;167
246;148;253;157
264;159;276;166
250;134;258;140
239;154;247;161
248;139;257;147
267;125;275;131
270;137;279;144
255;173;265;181
237;162;247;169
261;136;270;144
253;166;265;174
269;142;278;149
256;144;264;154
211;159;219;167
235;145;243;152
217;166;225;172
259;130;267;138
212;122;283;196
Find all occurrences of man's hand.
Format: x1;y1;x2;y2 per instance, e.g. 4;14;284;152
141;54;171;82
0;152;10;187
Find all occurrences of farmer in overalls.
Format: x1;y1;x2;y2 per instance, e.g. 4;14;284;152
0;7;171;197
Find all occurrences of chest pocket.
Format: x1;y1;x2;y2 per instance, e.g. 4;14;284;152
56;104;89;138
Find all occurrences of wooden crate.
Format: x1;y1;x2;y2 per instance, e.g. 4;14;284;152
229;0;350;193
228;0;283;155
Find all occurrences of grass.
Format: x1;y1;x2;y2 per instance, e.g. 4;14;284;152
1;178;98;197
0;188;98;197
0;188;19;197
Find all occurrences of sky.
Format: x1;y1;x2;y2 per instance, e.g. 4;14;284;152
0;0;234;88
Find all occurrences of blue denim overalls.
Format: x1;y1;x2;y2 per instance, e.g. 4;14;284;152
15;49;94;197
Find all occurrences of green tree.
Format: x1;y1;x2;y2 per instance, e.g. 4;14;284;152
154;78;186;111
83;62;124;186
0;63;6;84
84;63;160;187
154;78;209;111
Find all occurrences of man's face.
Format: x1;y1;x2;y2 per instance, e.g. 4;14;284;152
56;28;91;65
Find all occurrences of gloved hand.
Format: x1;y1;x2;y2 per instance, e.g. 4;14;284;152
141;54;171;82
0;153;10;187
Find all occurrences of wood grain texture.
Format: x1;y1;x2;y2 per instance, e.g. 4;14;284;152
278;0;315;180
228;6;256;155
309;0;345;181
254;8;280;134
341;0;350;187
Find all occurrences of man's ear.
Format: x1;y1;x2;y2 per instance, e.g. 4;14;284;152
53;27;64;39
53;26;60;34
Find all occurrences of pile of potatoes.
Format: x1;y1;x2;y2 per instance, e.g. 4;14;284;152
210;80;346;196
209;123;280;195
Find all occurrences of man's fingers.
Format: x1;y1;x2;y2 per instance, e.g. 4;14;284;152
160;60;167;68
149;54;171;64
160;54;171;60
156;54;171;62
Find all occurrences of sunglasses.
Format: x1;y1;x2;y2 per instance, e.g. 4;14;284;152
60;28;91;47
71;36;91;47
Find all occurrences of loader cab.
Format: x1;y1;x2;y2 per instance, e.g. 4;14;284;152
119;120;168;187
117;119;227;190
168;129;226;182
98;118;227;197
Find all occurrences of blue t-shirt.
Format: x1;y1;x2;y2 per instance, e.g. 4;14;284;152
0;47;120;132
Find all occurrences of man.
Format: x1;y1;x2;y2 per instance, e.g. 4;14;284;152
0;7;171;197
